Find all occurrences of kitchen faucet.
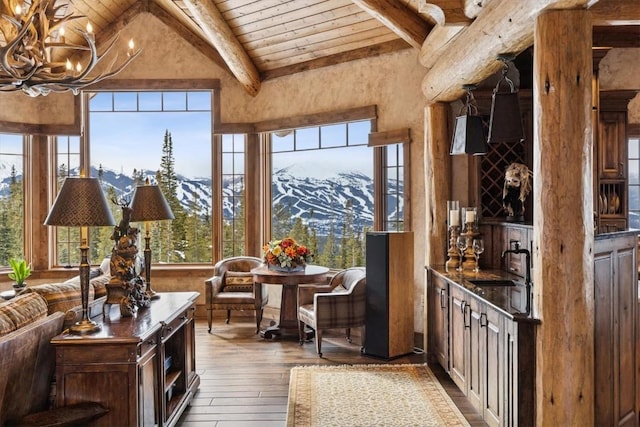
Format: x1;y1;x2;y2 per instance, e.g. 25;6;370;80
501;241;532;286
502;241;532;315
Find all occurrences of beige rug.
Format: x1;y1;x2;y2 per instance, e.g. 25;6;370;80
286;363;470;427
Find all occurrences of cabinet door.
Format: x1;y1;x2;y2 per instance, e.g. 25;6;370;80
138;344;159;427
467;296;483;413
484;305;503;427
449;285;468;393
429;274;449;370
599;111;626;179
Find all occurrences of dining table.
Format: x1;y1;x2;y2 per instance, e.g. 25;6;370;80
251;264;329;339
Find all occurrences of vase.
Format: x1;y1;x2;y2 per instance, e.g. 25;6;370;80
267;264;305;273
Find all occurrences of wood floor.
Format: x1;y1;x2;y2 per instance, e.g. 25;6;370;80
177;317;486;426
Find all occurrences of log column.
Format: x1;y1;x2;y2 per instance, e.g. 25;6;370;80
424;103;451;268
533;9;593;425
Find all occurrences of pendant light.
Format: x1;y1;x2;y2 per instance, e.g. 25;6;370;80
487;53;525;143
450;84;487;156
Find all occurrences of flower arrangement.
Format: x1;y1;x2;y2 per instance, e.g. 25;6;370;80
263;237;313;271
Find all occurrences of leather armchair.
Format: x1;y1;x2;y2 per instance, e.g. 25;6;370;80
205;256;267;333
297;267;366;357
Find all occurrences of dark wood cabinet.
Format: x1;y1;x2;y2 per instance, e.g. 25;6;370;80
594;232;638;426
52;292;200;427
598;111;627;179
429;268;536;427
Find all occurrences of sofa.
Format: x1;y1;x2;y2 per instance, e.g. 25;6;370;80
0;271;110;425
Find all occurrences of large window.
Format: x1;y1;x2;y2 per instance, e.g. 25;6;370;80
0;134;25;265
53;90;213;266
270;121;377;269
221;134;245;257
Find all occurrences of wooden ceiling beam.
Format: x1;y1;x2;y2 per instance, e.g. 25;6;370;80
590;0;640;25
421;0;596;103
182;0;261;96
593;25;640;48
351;0;433;49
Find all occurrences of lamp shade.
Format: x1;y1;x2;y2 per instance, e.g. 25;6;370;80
450;114;487;155
45;177;115;227
130;185;175;222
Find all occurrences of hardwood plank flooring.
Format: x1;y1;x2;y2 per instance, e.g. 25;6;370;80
178;317;486;426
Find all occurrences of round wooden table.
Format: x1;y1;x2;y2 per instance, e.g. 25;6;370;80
251;264;329;339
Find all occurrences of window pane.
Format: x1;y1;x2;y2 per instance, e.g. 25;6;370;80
187;92;211;110
90;93;113;111
348;120;371;145
320;124;346;148
221;134;245;257
271;124;374;270
272;131;294;152
0;134;24;265
629;159;639;185
83;90;212;265
163;92;187;111
139;92;162;111
113;92;137;111
295;128;319;150
629;138;639;158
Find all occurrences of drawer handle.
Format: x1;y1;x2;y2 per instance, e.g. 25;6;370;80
463;303;470;329
180;315;187;320
480;313;487;328
439;289;446;309
166;326;173;333
147;339;155;345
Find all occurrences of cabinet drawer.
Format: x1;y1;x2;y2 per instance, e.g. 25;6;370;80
138;336;158;358
505;228;526;277
161;313;188;341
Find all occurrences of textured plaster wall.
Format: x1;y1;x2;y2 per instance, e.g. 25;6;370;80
109;14;428;333
599;48;640;124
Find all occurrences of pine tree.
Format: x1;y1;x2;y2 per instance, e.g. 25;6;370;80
158;130;186;262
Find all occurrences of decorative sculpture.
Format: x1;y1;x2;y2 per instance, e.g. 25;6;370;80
502;162;532;222
105;198;150;317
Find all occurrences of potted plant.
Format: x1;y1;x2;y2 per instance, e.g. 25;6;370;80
9;258;31;290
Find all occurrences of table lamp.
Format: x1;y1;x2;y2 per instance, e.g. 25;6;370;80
44;177;115;334
130;180;174;299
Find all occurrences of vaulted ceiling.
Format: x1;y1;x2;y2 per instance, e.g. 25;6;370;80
61;0;640;98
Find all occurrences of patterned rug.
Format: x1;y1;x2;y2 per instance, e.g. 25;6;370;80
286;363;470;426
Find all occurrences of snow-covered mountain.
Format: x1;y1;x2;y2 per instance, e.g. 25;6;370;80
1;164;403;236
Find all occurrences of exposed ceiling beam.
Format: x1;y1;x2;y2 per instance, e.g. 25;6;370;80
351;0;433;49
148;2;231;75
262;39;411;81
421;0;597;103
182;0;261;96
590;0;640;25
593;25;640;48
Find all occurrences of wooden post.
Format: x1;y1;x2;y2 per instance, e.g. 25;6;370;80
533;9;594;425
425;103;451;268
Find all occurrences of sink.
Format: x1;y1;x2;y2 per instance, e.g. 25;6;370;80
467;279;517;287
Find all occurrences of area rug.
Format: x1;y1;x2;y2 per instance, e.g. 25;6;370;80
286;363;470;426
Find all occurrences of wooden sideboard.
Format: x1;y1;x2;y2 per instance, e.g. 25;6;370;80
51;292;200;427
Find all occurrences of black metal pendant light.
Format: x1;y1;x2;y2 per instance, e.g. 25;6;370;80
450;84;487;156
487;53;525;143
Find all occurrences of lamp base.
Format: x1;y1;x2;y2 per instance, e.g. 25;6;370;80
147;288;160;300
69;318;101;335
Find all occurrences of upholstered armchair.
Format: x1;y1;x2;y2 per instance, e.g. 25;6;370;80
297;267;366;357
205;256;267;333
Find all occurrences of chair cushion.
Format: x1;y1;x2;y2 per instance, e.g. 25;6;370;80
0;293;48;337
224;272;254;292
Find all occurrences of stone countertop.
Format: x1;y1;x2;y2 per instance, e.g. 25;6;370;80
429;266;540;323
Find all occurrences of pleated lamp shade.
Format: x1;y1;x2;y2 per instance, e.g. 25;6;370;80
45;177;115;227
130;185;175;222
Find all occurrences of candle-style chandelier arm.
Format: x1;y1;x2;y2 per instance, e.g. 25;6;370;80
0;0;141;96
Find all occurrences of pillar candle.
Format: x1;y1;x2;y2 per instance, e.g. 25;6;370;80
465;210;475;223
449;209;459;226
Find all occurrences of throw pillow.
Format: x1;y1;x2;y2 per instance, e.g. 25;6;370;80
0;293;48;335
224;272;254;292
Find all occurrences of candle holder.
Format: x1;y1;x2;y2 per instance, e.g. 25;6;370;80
445;225;461;272
462;223;479;271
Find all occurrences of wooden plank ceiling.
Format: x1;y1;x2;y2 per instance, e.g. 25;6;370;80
62;0;639;98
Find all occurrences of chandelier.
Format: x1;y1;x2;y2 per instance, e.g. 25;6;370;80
0;0;141;96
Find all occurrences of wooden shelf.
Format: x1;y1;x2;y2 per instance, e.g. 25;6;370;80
165;370;182;393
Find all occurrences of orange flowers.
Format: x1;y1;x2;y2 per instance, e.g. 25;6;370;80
263;237;313;269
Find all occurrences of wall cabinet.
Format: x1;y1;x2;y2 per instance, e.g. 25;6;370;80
594;232;638;426
52;292;200;427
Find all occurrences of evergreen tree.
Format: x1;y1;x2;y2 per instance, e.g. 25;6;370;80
158;130;186;262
